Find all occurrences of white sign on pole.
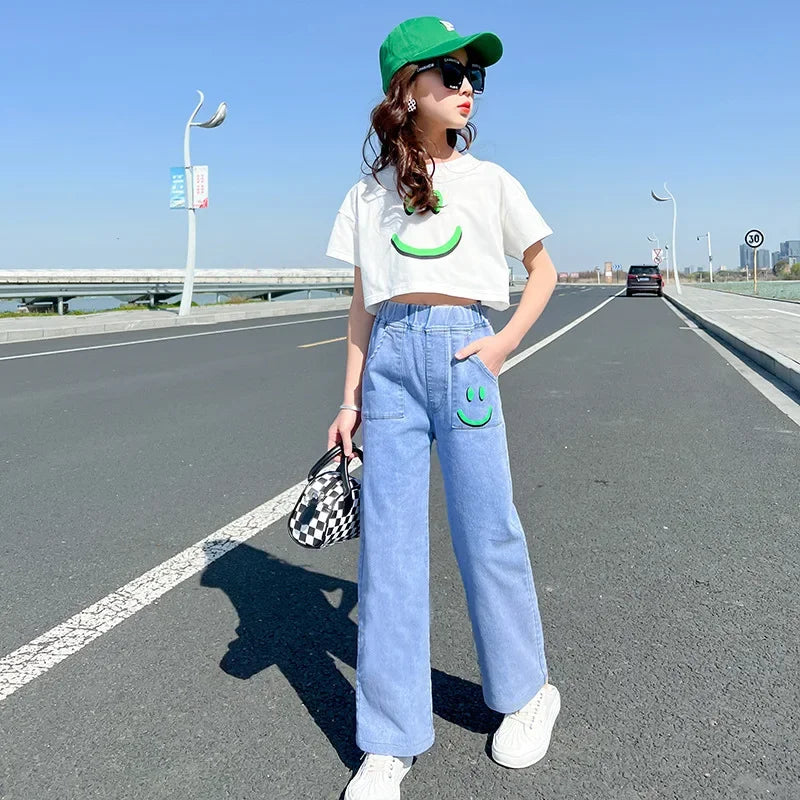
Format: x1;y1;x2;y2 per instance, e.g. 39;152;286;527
745;229;764;293
651;248;663;264
744;229;764;249
192;165;209;209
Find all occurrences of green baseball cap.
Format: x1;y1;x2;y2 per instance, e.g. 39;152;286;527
379;16;503;95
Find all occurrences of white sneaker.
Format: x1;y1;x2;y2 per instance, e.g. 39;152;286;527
343;752;415;800
491;682;561;768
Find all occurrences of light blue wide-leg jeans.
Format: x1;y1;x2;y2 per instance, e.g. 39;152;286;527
356;300;549;757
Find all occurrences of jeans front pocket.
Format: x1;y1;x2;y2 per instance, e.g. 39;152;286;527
450;330;503;431
362;321;405;420
364;319;388;367
468;352;499;384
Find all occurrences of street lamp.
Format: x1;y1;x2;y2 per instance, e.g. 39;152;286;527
697;232;714;283
650;183;682;294
179;90;228;317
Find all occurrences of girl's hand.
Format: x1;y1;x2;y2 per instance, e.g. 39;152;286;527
328;409;361;464
454;334;510;378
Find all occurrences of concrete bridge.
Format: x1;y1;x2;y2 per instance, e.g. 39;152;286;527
0;268;356;313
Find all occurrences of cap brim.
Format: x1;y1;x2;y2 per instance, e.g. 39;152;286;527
461;32;503;67
413;31;503;68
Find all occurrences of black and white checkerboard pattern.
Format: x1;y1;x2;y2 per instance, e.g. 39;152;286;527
288;469;361;548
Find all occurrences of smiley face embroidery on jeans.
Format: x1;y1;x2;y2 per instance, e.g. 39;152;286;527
391;189;463;259
451;350;502;430
457;383;493;426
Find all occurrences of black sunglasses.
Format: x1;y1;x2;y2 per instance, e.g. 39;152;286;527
412;55;486;94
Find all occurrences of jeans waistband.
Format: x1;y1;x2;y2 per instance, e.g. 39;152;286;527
375;300;489;330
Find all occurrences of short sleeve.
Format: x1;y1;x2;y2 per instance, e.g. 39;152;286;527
499;169;553;261
325;185;359;266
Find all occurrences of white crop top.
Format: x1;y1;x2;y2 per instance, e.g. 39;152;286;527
324;152;553;316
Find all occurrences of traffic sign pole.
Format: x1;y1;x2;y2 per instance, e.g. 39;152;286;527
744;230;764;296
753;246;758;294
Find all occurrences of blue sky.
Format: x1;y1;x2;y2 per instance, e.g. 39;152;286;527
3;0;799;274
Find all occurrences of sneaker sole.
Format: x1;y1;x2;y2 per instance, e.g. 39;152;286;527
343;758;415;800
491;691;561;769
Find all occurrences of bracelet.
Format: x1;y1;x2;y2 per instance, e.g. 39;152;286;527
340;403;361;412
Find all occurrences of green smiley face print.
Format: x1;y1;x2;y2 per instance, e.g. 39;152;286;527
457;383;494;427
451;350;503;431
391;189;463;259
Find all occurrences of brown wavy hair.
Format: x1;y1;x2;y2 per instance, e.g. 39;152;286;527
361;62;477;215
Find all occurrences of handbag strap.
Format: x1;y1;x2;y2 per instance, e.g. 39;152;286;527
307;443;363;513
307;443;364;484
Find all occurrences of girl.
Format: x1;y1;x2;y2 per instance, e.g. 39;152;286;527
325;16;561;800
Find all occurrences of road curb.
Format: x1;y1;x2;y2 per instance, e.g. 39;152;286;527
664;292;800;393
0;297;354;345
0;288;535;346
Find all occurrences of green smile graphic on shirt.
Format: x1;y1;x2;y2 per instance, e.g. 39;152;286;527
391;189;463;259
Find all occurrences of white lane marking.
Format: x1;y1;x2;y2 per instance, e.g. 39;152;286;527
702;308;758;312
662;299;800;427
703;307;800;317
0;314;350;362
0;290;624;702
0;475;365;703
500;288;626;373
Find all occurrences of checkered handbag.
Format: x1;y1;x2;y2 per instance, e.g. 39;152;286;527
288;443;363;549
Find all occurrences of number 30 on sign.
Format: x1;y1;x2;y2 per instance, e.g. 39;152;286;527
744;229;764;248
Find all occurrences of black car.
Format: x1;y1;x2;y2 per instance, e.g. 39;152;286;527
626;265;663;297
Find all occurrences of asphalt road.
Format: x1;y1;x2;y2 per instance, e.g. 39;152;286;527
1;286;798;800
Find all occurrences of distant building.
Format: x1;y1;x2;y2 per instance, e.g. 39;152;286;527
739;245;770;270
779;240;800;258
739;244;753;269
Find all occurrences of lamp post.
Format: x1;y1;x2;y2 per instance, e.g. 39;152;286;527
697;232;714;283
179;90;228;317
651;183;681;294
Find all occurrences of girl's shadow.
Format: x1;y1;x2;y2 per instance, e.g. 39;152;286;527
200;541;503;769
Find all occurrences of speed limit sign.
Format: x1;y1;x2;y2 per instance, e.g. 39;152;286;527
744;229;764;248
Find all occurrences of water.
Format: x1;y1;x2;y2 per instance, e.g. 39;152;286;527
0;289;341;315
